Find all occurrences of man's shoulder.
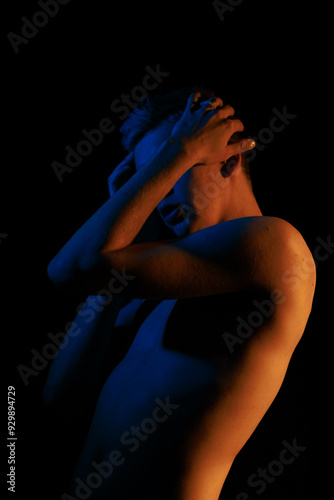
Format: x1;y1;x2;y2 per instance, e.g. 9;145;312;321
213;216;316;340
223;215;311;256
227;214;299;236
216;215;316;294
187;215;313;276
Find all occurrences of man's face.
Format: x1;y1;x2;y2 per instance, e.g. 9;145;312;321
134;120;228;237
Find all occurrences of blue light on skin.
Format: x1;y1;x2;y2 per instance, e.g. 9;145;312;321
134;120;230;238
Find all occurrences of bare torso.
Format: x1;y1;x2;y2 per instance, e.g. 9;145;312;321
70;292;263;500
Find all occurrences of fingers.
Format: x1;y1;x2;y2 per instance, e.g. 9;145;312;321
226;138;256;156
190;94;224;116
215;104;235;119
230;117;244;134
212;96;223;108
186;95;255;157
219;113;256;155
190;95;236;122
187;92;202;113
193;92;202;104
198;97;224;119
197;103;235;125
200;96;224;110
193;97;223;124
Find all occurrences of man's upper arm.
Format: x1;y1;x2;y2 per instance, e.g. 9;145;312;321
49;215;315;324
90;216;316;306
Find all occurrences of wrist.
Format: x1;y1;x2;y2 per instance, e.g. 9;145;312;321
166;134;197;171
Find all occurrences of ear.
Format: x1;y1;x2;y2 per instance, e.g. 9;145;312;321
220;154;242;178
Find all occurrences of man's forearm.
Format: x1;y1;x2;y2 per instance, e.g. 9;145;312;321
100;138;192;251
48;138;193;284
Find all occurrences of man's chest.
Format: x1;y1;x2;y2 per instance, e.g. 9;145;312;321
120;292;262;361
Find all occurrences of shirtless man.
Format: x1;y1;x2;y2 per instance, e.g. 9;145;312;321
44;88;316;500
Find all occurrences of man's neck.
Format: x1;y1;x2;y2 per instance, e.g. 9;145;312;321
222;177;263;222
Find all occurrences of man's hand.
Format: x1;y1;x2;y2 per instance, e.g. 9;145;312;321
170;92;256;165
47;94;256;285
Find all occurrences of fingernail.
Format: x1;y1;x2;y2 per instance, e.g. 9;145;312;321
247;140;256;149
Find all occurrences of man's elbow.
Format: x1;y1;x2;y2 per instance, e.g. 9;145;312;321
47;255;81;295
47;252;109;297
48;257;68;288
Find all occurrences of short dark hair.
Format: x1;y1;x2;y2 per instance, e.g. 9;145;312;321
120;86;251;183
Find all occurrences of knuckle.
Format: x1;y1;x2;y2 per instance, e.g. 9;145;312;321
216;108;227;118
233;118;245;130
216;105;235;120
225;117;234;126
225;105;235;115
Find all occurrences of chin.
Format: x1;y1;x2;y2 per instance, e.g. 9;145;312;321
168;217;206;238
169;223;190;238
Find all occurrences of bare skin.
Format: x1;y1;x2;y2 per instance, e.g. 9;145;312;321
44;93;316;499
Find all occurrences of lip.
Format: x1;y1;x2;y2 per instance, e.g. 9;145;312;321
159;203;185;225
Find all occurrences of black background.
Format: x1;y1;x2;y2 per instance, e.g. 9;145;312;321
2;1;330;499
